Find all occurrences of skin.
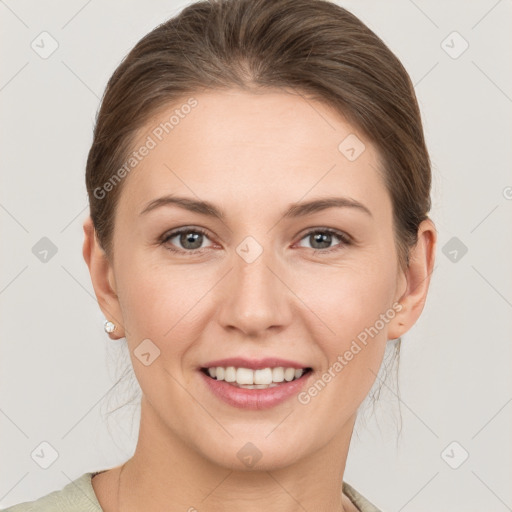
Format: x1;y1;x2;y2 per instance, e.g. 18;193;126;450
83;88;437;512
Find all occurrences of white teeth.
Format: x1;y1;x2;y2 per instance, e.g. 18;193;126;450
254;368;273;385
272;367;284;382
284;368;296;381
216;367;225;381
236;367;254;385
207;366;308;386
224;366;236;382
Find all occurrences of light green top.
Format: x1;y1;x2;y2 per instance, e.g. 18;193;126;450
2;470;382;512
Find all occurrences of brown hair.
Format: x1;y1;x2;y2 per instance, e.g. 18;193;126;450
87;0;432;423
86;0;431;271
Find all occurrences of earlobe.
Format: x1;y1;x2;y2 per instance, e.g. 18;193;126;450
82;216;125;339
387;218;437;340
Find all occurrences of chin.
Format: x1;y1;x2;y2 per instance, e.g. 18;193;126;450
197;436;309;472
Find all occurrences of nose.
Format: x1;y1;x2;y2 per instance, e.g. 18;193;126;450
218;248;293;337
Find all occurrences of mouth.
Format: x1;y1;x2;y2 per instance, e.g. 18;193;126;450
200;366;313;389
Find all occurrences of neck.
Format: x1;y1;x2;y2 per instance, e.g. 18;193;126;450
117;395;357;512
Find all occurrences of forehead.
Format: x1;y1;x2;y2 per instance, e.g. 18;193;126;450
118;89;390;221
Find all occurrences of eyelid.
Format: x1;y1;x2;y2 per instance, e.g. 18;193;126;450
294;227;352;251
297;226;352;243
159;226;215;252
159;225;353;255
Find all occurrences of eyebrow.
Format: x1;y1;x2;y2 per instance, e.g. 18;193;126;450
139;195;372;219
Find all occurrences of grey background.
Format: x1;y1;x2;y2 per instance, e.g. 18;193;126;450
1;1;511;511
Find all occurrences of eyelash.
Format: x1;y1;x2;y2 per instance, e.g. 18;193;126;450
159;226;352;256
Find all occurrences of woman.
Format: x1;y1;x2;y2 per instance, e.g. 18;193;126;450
4;0;436;510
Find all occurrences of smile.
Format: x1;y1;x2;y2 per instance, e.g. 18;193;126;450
201;366;313;389
199;365;314;410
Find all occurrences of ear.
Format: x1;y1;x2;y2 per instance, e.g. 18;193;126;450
388;218;437;340
82;216;125;340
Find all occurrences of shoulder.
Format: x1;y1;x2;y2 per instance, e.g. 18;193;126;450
1;472;103;512
343;481;383;512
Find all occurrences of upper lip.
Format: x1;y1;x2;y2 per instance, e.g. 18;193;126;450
200;357;311;370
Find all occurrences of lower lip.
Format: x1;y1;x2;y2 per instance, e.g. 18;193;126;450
199;370;312;410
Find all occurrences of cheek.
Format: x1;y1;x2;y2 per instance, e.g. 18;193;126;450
297;257;397;335
294;256;397;393
116;234;397;358
116;256;212;347
295;267;395;411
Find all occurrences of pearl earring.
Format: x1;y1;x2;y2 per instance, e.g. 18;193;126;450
104;320;116;334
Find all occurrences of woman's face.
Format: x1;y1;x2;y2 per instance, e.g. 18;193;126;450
88;89;429;470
